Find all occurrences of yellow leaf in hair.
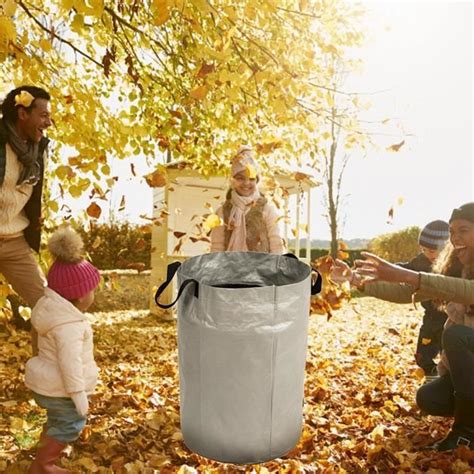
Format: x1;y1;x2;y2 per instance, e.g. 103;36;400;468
245;164;257;179
203;213;222;232
14;90;34;108
421;338;432;345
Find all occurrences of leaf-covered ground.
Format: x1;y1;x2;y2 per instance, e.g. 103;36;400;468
1;298;473;473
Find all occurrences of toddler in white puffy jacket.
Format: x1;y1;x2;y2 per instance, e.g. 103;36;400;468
25;227;100;473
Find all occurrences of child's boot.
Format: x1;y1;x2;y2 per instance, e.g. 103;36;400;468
29;432;69;473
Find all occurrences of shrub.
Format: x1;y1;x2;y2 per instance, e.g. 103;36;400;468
368;226;421;263
76;222;151;270
293;248;366;266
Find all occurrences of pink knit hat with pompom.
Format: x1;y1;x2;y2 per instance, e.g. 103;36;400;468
47;227;100;300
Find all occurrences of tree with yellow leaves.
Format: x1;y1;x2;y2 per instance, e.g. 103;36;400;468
1;0;368;206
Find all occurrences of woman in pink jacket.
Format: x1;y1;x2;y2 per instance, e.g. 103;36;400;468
210;145;285;254
25;227;100;473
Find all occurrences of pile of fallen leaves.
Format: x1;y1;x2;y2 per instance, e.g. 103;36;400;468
1;298;473;473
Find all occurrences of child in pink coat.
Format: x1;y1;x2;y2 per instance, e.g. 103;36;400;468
25;227;100;473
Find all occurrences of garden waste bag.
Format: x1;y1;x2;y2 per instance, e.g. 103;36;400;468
155;252;322;464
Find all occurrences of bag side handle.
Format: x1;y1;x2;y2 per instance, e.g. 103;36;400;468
155;262;199;309
282;253;322;295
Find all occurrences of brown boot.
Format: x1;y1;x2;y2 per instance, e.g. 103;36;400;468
29;432;69;473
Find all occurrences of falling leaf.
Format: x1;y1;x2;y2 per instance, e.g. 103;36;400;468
18;306;31;321
337;249;349;260
119;195;126;212
245;163;257;179
387;206;394;222
386;140;405;152
145;169;167;188
173;231;186;239
87;202;102;219
203;214;222;232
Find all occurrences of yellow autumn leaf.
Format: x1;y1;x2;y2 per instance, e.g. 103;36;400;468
203;213;222;232
421;338;432;345
76;457;99;472
3;0;17;16
18;306;31;321
48;200;59;213
177;466;198;474
61;0;74;9
89;0;104;17
14;90;34;108
0;17;16;55
39;39;52;52
245;163;257;179
10;417;28;431
189;85;208;100
71;13;84;32
153;9;169;26
397;196;404;206
369;424;385;441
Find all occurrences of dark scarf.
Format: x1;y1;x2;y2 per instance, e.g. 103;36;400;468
0;119;41;185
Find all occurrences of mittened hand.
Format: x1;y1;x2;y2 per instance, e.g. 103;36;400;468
70;391;89;417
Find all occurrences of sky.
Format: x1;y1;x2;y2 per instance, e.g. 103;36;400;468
311;0;473;240
64;0;473;241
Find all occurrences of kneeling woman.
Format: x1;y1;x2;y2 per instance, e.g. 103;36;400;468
332;202;474;451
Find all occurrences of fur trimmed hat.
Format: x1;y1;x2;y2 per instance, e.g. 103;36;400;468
231;145;260;178
47;227;100;300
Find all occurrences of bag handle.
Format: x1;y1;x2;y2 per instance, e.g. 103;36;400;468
282;253;322;295
154;261;199;309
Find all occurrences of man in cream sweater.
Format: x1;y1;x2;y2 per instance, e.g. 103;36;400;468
0;86;52;348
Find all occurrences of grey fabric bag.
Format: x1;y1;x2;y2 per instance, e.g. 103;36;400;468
155;252;322;464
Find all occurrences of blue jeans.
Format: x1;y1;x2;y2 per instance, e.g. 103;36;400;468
33;392;86;443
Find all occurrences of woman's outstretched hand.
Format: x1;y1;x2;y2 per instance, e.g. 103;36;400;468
330;259;354;283
354;252;420;288
330;259;364;288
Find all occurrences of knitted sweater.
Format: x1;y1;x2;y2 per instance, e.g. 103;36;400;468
0;122;48;252
0;144;33;237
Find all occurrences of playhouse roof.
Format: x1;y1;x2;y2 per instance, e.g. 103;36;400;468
162;160;320;191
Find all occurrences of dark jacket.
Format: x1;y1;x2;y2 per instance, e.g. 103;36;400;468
398;253;447;319
0;122;48;253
